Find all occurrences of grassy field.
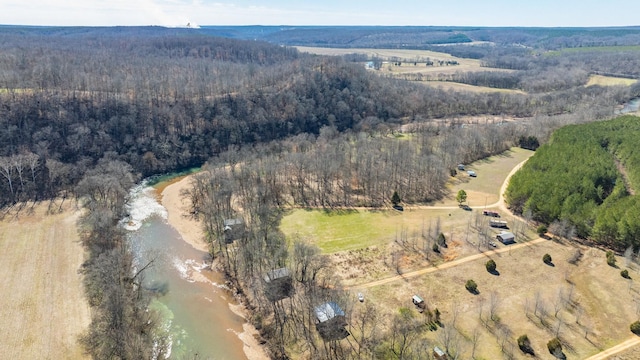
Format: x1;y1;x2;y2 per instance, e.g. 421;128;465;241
279;146;640;357
295;46;519;94
421;80;526;94
281;207;461;253
436;147;534;207
365;240;639;359
281;148;534;253
0;202;90;359
586;74;638;87
295;46;477;64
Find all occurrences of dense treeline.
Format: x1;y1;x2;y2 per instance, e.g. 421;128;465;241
506;115;640;249
1;28;633;208
190;120;514;211
204;25;640;51
75;159;168;359
445;66;589;93
1;26;639;358
186;118;517;357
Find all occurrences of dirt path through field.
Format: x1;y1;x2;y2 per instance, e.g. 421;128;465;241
347;156;533;289
0;203;90;359
584;337;640;360
350;237;546;289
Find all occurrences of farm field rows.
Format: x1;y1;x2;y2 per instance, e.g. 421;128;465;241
0;203;89;359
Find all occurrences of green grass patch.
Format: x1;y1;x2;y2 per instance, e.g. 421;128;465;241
281;207;462;253
148;167;201;187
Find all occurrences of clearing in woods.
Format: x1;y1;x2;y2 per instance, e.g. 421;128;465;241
586;74;638;87
0;202;90;359
295;46;522;93
280;146;640;358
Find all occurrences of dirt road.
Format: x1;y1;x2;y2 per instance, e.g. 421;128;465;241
350;237;546;289
349;157;534;290
584;337;640;360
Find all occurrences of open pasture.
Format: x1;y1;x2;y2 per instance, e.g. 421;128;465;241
0;202;89;359
586;74;638;87
364;239;640;359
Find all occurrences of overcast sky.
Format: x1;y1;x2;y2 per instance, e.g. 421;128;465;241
1;0;638;28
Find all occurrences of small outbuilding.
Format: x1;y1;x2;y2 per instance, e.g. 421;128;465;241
497;231;516;244
489;219;508;228
263;267;294;302
433;346;448;360
412;295;426;312
223;218;244;243
314;301;349;340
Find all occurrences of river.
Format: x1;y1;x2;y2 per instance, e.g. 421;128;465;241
617;98;640;114
123;183;249;359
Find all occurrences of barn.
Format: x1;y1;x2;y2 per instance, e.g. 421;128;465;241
497;231;515;244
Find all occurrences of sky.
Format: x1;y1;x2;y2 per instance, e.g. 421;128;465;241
1;0;639;28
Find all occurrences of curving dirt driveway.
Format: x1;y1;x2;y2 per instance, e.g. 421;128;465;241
348;157;535;290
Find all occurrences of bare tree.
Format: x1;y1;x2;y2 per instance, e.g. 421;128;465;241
489;291;501;322
553;288;565;318
625;246;634;267
437;321;461;358
470;326;481;359
348;303;380;359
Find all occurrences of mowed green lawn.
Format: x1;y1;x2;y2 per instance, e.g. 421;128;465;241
281;147;534;253
281;208;461;253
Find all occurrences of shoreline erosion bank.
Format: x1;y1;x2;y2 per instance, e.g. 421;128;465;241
159;175;269;360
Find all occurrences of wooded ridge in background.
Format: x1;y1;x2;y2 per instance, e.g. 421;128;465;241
1;27;639;207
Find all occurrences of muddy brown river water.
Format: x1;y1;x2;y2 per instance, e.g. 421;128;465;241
124;184;248;359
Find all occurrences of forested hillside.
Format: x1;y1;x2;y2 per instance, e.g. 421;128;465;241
506;115;640;249
1;25;640;359
200;26;640;50
1;27;635;208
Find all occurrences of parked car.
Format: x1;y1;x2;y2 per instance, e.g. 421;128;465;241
358;293;365;302
467;170;477;177
482;210;500;217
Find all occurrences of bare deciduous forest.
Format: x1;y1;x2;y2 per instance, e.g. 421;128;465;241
2;25;640;359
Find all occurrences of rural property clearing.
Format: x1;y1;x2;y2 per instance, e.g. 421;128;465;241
0;202;90;359
281;146;640;358
295;46;520;93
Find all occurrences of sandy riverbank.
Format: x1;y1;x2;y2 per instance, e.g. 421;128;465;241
160;175;270;360
160;176;209;253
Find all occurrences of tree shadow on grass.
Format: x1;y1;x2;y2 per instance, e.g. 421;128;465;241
489;269;500;276
320;208;359;216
